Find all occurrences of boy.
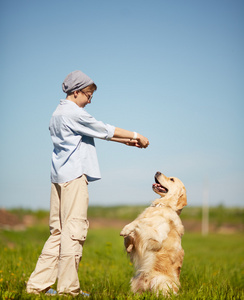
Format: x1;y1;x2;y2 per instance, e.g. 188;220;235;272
26;70;149;296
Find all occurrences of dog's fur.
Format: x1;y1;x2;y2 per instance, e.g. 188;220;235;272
120;172;187;296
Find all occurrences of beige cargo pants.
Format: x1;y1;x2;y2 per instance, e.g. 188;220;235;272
26;175;89;296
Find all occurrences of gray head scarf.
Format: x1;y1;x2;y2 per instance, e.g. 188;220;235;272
62;70;94;94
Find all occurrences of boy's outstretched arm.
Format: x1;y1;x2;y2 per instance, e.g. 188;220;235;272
110;127;149;148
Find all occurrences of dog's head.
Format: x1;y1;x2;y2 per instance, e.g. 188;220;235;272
152;171;187;214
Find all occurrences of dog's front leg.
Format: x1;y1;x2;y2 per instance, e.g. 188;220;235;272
123;232;135;253
120;221;138;237
120;222;138;253
134;217;170;252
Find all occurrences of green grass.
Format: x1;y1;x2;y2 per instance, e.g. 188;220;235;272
180;205;244;226
8;205;244;227
0;224;243;299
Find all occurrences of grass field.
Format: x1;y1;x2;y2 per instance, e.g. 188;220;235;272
0;208;244;299
8;205;244;227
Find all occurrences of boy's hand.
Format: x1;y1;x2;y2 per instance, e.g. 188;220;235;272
125;140;142;148
125;134;149;148
137;134;149;148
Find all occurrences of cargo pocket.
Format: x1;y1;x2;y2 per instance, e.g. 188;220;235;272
69;218;89;242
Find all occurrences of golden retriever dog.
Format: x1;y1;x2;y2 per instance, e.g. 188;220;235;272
120;171;187;296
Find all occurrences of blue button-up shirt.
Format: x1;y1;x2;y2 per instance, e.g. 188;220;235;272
49;99;115;183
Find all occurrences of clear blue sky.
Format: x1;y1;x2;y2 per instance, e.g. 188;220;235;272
0;0;243;209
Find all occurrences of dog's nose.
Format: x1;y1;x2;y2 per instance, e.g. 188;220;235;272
155;172;161;176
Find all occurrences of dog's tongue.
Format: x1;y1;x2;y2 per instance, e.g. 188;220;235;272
153;183;167;193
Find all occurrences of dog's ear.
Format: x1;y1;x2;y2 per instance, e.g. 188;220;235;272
176;187;187;211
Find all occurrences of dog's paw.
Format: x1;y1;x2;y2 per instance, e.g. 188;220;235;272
126;243;134;253
124;235;134;253
120;223;135;237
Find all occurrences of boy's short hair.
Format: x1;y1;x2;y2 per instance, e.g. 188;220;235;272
82;83;97;93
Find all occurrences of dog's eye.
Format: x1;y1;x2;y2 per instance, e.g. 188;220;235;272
170;178;175;182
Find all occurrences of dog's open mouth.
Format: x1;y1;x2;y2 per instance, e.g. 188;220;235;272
152;178;168;193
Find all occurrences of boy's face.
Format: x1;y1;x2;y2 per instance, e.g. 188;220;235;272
75;90;93;108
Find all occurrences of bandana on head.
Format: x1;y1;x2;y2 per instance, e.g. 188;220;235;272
62;70;94;94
